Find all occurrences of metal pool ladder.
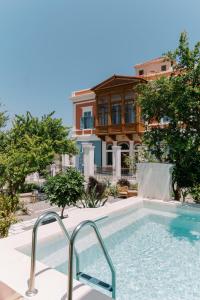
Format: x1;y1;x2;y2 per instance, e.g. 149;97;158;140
67;220;116;300
26;212;116;300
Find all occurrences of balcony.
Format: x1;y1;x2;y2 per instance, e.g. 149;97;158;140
96;123;138;136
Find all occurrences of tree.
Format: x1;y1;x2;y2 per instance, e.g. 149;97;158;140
0;194;18;238
44;168;84;218
137;32;200;201
0;112;78;198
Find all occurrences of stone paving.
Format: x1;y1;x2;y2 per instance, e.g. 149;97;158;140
9;201;62;236
8;197;121;236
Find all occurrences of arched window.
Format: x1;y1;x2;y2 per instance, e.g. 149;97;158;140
119;143;129;150
107;144;112;150
118;143;130;168
106;143;113;165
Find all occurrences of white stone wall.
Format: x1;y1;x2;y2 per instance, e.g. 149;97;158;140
137;163;173;201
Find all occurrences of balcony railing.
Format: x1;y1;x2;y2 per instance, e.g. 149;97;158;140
96;123;139;135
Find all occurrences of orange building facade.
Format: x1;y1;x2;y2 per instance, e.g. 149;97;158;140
70;57;172;170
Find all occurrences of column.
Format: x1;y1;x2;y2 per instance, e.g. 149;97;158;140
61;154;70;170
50;163;56;177
112;145;121;181
129;141;134;157
70;155;76;167
112;141;117;170
102;141;107;167
82;143;95;178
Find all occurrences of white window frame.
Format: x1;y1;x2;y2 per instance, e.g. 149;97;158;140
82;106;93;116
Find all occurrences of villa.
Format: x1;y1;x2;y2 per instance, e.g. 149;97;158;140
70;57;172;171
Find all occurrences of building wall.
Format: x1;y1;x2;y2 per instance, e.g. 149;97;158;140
75;100;96;130
135;58;172;76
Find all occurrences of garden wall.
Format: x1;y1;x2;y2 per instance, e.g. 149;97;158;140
137;163;174;201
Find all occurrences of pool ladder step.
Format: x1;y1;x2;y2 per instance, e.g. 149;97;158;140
77;272;113;292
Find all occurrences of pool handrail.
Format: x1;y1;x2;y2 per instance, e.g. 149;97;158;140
25;211;80;297
67;219;116;300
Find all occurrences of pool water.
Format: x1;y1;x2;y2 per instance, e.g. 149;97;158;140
19;207;200;300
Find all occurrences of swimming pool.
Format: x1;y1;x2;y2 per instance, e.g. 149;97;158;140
19;203;200;300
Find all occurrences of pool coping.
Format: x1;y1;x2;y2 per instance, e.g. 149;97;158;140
1;197;200;300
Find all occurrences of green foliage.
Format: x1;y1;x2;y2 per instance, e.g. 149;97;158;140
0;112;78;198
87;177;106;199
137;32;200;200
107;184;118;198
130;183;138;190
81;177;107;208
10;112;77;155
0;194;18;238
44;168;84;217
117;178;130;188
124;146;160;173
189;185;200;203
18;183;42;193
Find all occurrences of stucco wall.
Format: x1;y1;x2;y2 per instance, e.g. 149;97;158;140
137;163;174;201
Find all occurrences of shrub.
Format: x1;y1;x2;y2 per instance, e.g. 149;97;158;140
107;185;118;198
87;177;106;199
44;168;84;218
81;177;107;208
18;183;41;193
117;178;130;188
190;185;200;203
130;183;138;190
0;194;18;238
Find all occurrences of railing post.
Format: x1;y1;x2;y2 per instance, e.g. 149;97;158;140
82;143;95;179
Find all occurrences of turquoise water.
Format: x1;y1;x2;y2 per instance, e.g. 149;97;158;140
19;208;200;300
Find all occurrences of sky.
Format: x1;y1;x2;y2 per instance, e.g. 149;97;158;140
0;0;200;127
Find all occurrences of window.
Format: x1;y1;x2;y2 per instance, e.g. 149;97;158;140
98;96;109;125
125;101;135;123
139;69;144;75
98;103;108;125
161;65;167;71
80;110;94;129
125;91;135;123
106;143;113;165
118;143;130;168
111;94;121;125
119;143;129;150
112;103;121;124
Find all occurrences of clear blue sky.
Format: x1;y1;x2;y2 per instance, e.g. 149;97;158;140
0;0;200;127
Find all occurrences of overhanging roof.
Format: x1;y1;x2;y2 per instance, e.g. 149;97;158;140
91;74;146;91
